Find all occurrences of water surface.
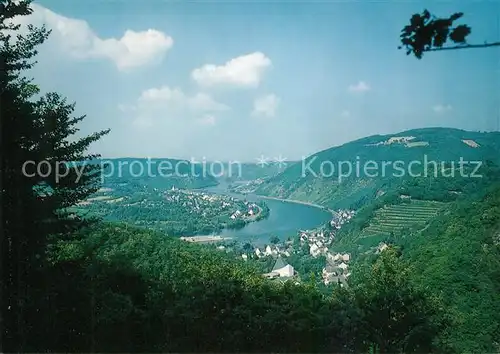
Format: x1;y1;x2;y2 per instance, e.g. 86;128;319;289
202;183;331;246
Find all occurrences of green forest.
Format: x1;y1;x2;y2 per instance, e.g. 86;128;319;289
69;179;270;236
2;1;500;353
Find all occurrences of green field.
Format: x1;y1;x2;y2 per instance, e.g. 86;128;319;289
360;200;445;239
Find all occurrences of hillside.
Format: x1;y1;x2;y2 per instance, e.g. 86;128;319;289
256;128;500;209
327;162;500;353
214;162;287;182
98;158;219;190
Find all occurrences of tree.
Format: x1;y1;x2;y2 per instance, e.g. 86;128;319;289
399;9;500;59
349;248;443;352
0;1;109;351
242;242;253;252
270;235;280;245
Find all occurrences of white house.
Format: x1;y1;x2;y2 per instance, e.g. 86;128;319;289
377;243;389;253
264;257;295;278
339;262;348;270
310;243;320;257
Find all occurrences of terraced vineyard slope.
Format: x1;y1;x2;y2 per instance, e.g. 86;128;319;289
360;200;445;239
331;199;446;254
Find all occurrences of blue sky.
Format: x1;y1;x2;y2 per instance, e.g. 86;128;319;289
20;0;500;161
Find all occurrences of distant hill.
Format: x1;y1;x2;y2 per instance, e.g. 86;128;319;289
211;162;290;182
255;128;500;209
96;158;219;190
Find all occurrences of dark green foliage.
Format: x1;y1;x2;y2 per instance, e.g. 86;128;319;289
1;1;108;351
399;9;500;59
347;248;444;353
398;185;500;352
39;224;332;352
28;223;441;353
335;171;500;352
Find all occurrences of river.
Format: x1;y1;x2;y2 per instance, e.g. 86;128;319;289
201;182;332;246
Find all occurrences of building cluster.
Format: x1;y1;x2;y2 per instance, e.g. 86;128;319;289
299;209;355;258
294;209;356;286
163;187;253;218
253;243;293;258
221;207;358;287
301;230;332;257
322;252;351;287
330;209;356;230
230;202;260;220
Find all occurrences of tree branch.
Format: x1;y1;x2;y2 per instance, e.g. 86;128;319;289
424;41;500;52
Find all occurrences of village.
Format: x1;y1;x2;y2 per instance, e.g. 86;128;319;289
163;186;263;220
231;209;358;287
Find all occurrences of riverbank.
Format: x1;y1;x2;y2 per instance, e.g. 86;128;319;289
199;184;333;245
256;195;337;216
180;235;233;243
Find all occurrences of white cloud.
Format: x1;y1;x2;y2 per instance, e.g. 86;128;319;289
137;86;229;111
14;4;173;71
189;93;230;112
191;52;271;87
123;86;229;128
433;104;452;113
138;86;186;105
252;94;280;118
348;81;371;93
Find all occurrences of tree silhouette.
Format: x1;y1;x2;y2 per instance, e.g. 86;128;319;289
1;0;109;351
399;9;500;59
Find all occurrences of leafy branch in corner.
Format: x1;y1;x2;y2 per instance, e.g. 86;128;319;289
399;9;500;59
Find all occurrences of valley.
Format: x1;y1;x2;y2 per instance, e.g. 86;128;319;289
4;1;500;351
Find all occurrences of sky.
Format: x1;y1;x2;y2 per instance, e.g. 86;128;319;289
14;0;500;162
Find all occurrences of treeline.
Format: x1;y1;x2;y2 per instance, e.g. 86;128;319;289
16;222;441;353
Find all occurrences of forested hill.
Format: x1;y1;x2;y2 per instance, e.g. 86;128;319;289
255;127;500;209
30;222;443;353
341;175;500;353
96;158;219;189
